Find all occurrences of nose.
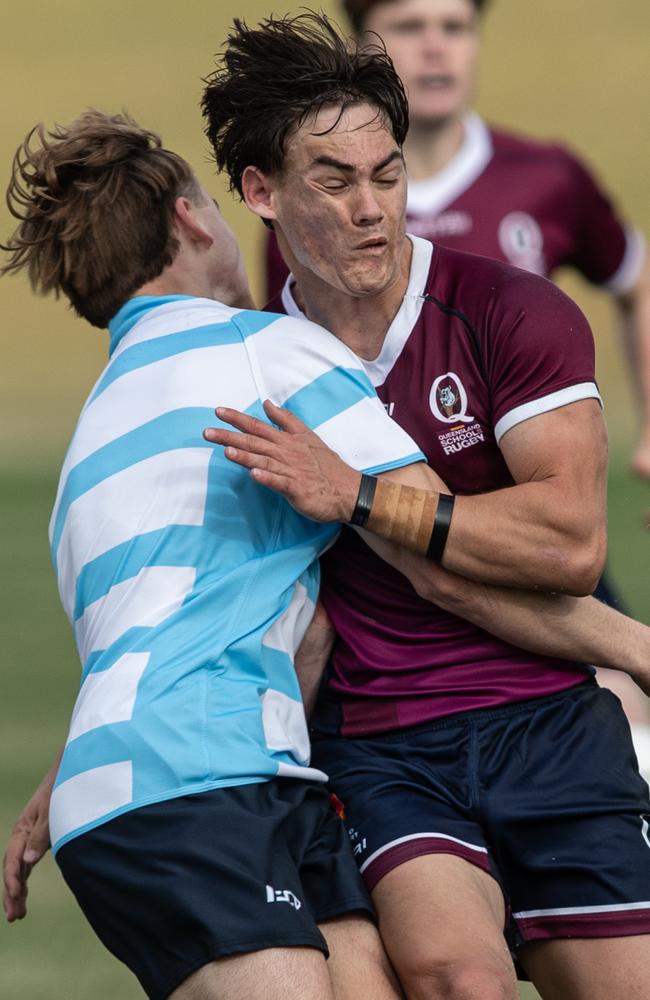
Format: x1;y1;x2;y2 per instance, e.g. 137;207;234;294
352;184;384;227
422;25;448;60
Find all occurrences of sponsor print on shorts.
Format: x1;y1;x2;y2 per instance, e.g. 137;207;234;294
266;885;302;910
430;372;485;455
642;813;650;849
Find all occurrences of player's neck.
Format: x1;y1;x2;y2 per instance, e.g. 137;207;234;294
291;237;413;361
403;116;466;182
138;261;254;311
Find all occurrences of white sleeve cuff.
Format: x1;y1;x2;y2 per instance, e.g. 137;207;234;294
494;382;603;444
604;227;646;295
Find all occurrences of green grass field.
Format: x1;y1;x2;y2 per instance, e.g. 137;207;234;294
0;0;648;996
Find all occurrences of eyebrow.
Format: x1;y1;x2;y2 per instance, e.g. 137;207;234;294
310;150;403;174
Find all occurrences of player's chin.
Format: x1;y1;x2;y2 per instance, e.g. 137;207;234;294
339;260;398;296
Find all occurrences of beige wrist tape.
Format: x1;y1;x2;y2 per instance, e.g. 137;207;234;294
366;479;440;555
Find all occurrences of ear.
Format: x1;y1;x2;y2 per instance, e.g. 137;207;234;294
241;166;277;225
174;197;214;246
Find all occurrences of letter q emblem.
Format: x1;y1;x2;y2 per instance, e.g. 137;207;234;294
430;372;474;424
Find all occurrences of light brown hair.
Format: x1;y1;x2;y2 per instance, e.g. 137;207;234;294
1;109;200;328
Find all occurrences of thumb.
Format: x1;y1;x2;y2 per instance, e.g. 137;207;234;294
263;399;309;434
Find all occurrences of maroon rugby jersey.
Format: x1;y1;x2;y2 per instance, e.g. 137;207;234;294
267;236;602;737
264;115;644;301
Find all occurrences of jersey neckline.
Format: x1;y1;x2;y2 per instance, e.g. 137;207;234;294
279;235;435;387
406;113;493;218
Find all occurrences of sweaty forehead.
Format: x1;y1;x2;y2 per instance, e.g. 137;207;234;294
285;102;399;169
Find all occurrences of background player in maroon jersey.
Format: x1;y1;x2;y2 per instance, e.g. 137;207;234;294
265;0;650;773
201;14;650;999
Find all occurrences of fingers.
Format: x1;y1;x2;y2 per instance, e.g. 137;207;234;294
203;425;281;461
3;830;29;922
263;399;310;433
213;407;283;442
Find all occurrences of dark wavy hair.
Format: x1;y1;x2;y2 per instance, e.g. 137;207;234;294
1;110;200;328
202;11;409;199
342;0;490;33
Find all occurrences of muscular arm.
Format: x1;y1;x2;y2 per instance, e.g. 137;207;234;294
362;530;650;693
207;398;607;595
441;399;608;594
616;254;650;481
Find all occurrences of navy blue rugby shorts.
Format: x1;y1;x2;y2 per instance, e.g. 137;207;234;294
56;779;374;1000
311;682;650;952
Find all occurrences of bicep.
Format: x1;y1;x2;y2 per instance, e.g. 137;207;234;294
499;398;608;506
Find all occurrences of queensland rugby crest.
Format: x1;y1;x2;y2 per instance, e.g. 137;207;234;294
430;372;474;424
430;372;485;456
498;212;546;275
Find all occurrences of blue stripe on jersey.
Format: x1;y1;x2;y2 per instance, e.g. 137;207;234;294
282;367;377;428
91;325;241;403
108;295;196;357
108;296;195;354
364;453;426;476
232;309;282;339
50;407;217;570
72;526;203;621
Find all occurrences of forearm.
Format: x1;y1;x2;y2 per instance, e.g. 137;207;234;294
294;602;336;717
442;482;606;594
362;532;650;687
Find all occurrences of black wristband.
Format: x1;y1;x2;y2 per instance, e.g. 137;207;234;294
427;493;455;562
349;474;377;527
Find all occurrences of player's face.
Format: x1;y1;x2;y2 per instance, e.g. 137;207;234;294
270;102;408;298
362;0;480;125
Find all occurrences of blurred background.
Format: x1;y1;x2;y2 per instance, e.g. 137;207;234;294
0;1;648;997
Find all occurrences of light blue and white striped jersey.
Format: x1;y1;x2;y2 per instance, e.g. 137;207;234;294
48;295;424;853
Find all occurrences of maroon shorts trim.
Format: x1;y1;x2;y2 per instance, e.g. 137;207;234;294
514;903;650;941
360;833;491;892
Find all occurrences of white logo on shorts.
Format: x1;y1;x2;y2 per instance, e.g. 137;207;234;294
641;814;650;849
266;884;302;910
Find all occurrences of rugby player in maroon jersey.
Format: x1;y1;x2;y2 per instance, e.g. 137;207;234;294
200;14;650;999
333;0;650;788
265;0;650;495
265;0;650;797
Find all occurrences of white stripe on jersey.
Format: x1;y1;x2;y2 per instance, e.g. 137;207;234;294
67;652;150;742
245;313;374;406
49;762;133;847
261;688;311;765
57;450;209;617
110;297;243;361
314;395;422;470
74;566;196;664
53;342;256;486
262;581;315;657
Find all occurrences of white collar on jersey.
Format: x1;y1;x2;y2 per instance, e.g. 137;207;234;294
279;234;434;388
406;113;493;217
